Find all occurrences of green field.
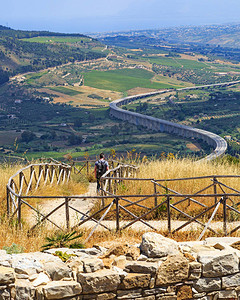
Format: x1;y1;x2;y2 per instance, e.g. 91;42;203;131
145;56;210;70
48;86;83;96
83;68;180;92
21;36;91;44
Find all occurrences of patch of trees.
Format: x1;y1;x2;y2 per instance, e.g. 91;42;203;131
68;134;82;145
0;69;9;85
21;130;36;143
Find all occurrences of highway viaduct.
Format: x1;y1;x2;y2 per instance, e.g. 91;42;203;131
110;80;240;161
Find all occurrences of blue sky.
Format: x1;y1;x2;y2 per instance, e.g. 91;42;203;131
1;0;240;33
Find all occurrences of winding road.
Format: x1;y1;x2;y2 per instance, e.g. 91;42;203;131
110;80;240;161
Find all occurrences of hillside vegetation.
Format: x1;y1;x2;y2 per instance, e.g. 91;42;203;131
0;25;106;79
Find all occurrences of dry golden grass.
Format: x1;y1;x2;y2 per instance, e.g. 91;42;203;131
0;218;233;253
114;158;240;220
0;163;25;211
0;163;88;252
1;158;240;252
39;86;122;108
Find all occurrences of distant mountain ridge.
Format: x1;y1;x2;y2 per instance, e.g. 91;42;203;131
94;23;240;49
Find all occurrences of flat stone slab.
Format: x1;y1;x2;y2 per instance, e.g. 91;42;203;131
198;250;239;277
77;269;121;294
42;280;82;299
204;237;240;245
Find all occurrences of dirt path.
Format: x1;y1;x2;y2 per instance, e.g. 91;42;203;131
28;182;98;229
28;182;240;236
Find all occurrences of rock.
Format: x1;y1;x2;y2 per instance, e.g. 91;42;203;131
67;257;84;273
112;255;127;269
137;254;148;261
32;272;50;287
112;266;128;280
92;245;108;255
119;273;151;289
102;258;114;269
117;289;142;299
177;285;193;300
140;232;179;258
222;273;240;288
15;279;36;300
96;292;116;300
205;237;240;245
189;261;201;280
77;269;120;294
143;287;167;296
124;261;159;274
16;273;29;279
217;289;237;299
156;254;189;285
192;292;206;299
0;266;15;284
11;254;43;275
135;296;155;300
197;250;239;277
183;252;196;262
155;296;177;300
102;243;140;260
42;281;82;299
83;258;104;273
10;252;63;277
0;289;11;300
193;277;221;292
43;260;72;281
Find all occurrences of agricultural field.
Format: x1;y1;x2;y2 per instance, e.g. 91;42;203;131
21;36;92;44
83;68;180;92
2;31;240;161
40;86;121;108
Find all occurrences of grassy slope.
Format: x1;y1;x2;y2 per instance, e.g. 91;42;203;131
21;36;91;43
83;68;180;92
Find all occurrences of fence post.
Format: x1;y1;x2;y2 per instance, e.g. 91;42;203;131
114;170;117;193
87;161;89;176
154;182;158;207
223;195;227;236
115;197;120;232
6;187;10;217
30;166;33;191
65;198;70;230
213;176;217;204
18;197;22;229
167;195;171;234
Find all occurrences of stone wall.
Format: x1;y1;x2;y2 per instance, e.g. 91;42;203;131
1;233;240;299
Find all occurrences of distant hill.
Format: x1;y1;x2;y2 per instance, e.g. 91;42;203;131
0;26;106;81
94;24;240;49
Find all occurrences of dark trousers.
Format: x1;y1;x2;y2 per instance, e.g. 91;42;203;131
97;178;101;191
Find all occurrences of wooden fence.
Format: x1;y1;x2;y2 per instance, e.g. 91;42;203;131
6;161;71;218
5;159;240;241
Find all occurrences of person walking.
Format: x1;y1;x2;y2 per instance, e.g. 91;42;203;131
94;153;109;192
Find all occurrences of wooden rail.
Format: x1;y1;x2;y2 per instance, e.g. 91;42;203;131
6;161;72;216
5;159;240;241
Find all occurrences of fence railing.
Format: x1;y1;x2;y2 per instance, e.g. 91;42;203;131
5;159;240;241
100;163;138;195
71;159;124;177
6;161;72;216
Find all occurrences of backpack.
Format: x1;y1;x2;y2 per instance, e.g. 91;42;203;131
96;160;107;179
